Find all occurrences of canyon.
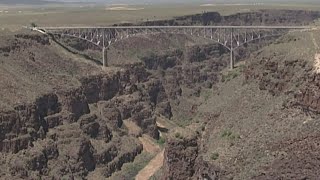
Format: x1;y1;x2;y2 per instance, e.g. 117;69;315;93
1;9;320;179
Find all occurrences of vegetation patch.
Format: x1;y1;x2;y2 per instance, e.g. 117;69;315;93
175;132;183;139
221;64;246;82
221;129;240;140
156;136;166;146
221;129;233;138
211;152;220;160
110;152;154;180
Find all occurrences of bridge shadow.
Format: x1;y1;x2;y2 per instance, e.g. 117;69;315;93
48;33;103;66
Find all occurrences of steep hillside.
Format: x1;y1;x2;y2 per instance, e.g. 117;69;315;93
161;29;320;179
0;31;103;110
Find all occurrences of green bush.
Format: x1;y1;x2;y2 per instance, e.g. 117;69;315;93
157;137;166;145
221;130;240;141
221;68;241;82
221;130;232;138
30;22;37;27
175;132;182;139
211;152;219;160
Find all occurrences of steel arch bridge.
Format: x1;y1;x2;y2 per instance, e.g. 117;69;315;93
34;26;313;69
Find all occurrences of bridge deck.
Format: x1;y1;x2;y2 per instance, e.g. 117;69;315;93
39;25;314;30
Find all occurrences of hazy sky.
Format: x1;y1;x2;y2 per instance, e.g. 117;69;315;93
1;0;319;5
51;0;320;4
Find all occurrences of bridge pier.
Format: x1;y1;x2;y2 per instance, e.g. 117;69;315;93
102;47;107;67
230;28;234;70
230;48;234;70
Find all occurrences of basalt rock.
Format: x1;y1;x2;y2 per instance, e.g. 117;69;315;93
141;50;183;70
102;138;143;178
57;89;90;120
186;44;226;63
80;74;122;103
67;138;96;172
7;139;58;178
98;103;123;129
94;144;118;165
132;108;159;139
162;128;199;180
0;134;32;154
44;113;63;129
156;101;173;119
294;74;320;113
96;121;113;143
79;114;100;138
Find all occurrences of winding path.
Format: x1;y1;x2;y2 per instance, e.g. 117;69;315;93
135;150;165;180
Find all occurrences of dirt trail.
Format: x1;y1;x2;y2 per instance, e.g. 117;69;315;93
314;54;320;74
138;135;161;154
310;32;320;74
136;133;164;180
135;150;165;180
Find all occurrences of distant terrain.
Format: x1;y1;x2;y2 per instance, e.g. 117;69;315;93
0;0;54;5
2;0;320;5
1;3;320;31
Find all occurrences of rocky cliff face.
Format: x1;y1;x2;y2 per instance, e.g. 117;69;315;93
162;128;223;180
243;36;320;114
0;62;172;178
162;128;199;180
158;10;320;180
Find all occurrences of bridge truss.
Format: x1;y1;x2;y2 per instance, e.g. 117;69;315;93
37;26;311;69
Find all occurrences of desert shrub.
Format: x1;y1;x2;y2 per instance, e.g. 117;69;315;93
157;137;166;145
211;152;219;160
30;22;37;27
175;132;182;139
221;130;232;138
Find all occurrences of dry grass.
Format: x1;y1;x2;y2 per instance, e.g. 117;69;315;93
0;32;102;107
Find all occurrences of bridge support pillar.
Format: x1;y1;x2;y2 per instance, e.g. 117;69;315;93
230;28;234;70
230;48;234;70
102;47;107;68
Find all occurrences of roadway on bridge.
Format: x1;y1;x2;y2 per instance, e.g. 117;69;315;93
39;25;314;30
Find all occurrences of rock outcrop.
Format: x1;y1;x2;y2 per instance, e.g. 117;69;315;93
162;128;223;180
0;62;172;178
162;128;199;180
